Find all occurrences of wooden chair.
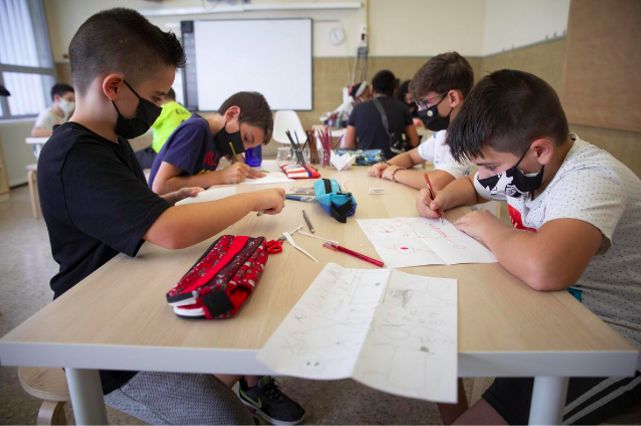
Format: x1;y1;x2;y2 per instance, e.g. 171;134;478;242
18;367;70;425
26;163;40;219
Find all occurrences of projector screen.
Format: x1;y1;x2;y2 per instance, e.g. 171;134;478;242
182;18;312;111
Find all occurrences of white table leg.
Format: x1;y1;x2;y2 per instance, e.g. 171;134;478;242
65;368;108;425
528;376;569;425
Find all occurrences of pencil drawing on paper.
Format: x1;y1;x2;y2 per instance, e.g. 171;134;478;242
256;263;458;403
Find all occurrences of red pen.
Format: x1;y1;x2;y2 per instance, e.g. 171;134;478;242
322;242;384;267
424;173;444;223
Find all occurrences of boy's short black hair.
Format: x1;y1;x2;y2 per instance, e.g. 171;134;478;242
372;70;397;97
69;8;185;95
219;92;273;144
409;52;474;99
50;83;74;101
446;69;570;163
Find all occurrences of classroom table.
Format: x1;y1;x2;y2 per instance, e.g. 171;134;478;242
0;167;637;425
25;136;49;160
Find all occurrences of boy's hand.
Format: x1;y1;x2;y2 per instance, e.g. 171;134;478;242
247;167;266;179
454;209;500;243
161;186;204;205
416;187;445;218
253;188;285;215
368;162;388;178
222;163;264;184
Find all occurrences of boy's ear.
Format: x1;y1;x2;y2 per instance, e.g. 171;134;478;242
223;105;241;121
446;89;464;108
101;73;125;101
531;138;555;165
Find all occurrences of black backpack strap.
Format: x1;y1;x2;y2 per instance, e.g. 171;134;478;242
372;97;391;136
323;178;332;193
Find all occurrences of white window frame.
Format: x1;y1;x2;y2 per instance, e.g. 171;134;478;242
0;0;56;120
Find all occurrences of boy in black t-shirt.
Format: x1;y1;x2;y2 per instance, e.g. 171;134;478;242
341;69;420;159
38;8;303;425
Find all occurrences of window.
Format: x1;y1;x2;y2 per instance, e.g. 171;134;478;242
0;0;55;119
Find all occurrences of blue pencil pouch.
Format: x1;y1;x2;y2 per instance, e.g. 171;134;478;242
313;178;357;223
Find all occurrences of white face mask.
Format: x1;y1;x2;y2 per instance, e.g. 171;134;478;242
59;99;75;115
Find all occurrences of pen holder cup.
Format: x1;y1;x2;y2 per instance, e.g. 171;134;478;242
318;148;331;167
276;146;292;165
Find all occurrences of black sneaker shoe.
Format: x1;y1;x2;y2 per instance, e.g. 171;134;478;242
238;376;305;425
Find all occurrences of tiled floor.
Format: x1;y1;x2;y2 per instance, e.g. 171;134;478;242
0;185;468;425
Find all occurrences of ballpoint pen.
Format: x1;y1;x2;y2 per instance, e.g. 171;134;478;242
302;209;315;233
424;173;444;223
322;241;384;267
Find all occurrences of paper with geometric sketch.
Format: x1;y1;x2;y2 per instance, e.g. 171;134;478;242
256;263;458;403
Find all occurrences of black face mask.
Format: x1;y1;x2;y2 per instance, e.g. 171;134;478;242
112;80;162;139
418;94;452;131
214;122;245;156
476;146;545;198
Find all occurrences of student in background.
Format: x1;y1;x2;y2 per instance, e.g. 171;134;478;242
31;83;75;137
341;70;419;159
396;79;423;128
328;81;371;127
418;69;641;425
37;8;303;425
135;87;191;169
148;91;270;195
369;52;473;191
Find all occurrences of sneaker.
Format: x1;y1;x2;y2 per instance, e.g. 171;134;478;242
238;376;305;425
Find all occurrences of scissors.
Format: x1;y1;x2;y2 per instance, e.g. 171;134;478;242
265;239;283;254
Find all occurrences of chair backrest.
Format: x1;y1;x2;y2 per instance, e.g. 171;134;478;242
272;110;306;145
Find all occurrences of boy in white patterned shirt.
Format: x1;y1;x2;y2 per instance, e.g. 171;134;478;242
417;69;641;424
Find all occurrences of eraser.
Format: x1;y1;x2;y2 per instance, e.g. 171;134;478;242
369;187;385;195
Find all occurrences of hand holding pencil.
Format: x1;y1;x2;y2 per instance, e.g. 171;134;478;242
417;173;445;221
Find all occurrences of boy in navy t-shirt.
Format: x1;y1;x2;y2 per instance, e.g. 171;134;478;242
149;92;270;195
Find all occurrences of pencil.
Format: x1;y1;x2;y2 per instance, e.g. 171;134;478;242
302;209;315;233
229;141;238;162
424;173;444;223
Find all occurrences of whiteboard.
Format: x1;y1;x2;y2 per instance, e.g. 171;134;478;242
191;19;312;111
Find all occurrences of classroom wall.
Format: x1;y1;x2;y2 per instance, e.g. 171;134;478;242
367;0;486;57
483;0;569;56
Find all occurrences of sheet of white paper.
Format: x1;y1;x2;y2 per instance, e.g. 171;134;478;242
357;217;496;266
175;186;237;206
258;263;459;403
352;270;458;403
257;263;390;380
330;151;356;171
243;171;293;185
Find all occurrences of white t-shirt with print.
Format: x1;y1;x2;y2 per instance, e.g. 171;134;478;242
474;134;641;367
34;107;66;132
417;130;471;178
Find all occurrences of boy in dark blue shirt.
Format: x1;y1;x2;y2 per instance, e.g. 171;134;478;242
149;92;270;195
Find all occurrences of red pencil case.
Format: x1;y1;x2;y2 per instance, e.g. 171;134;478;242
280;163;321;179
166;235;268;319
